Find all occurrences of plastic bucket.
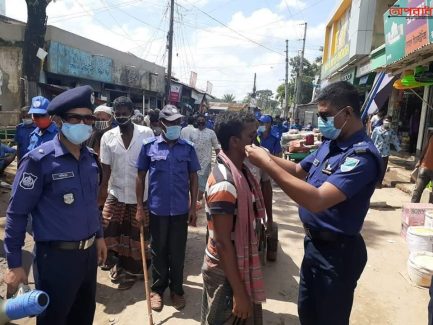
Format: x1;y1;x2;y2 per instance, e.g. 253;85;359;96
425;210;433;228
407;251;433;287
407;226;433;254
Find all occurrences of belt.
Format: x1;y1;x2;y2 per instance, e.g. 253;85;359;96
303;225;354;243
39;235;96;250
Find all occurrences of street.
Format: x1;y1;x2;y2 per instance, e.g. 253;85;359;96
0;185;428;324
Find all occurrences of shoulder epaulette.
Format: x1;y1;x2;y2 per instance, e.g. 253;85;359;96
143;137;157;146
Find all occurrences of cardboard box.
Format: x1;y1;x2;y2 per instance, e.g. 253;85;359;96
401;203;433;226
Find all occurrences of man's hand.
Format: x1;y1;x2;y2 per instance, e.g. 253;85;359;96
136;205;145;223
4;267;27;298
245;144;272;168
96;238;107;266
232;291;253;320
188;208;197;227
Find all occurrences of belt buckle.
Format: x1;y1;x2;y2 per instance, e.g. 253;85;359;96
79;236;95;250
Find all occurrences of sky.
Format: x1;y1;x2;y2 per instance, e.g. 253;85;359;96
5;0;339;100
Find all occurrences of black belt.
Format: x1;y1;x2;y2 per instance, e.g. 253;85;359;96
303;225;354;243
39;235;96;250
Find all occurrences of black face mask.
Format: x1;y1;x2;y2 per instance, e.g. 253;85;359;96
198;122;205;127
115;117;131;125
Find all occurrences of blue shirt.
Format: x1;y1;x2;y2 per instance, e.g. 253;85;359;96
299;130;382;235
371;126;401;157
15;123;36;161
259;133;282;155
4;136;102;268
27;122;58;152
0;144;16;170
136;135;201;216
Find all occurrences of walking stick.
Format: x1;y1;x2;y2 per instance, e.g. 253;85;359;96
140;223;153;325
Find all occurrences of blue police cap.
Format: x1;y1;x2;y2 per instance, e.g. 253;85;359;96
255;112;262;121
259;115;272;123
47;85;95;116
28;96;50;115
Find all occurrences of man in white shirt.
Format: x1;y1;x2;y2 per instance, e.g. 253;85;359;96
99;96;154;290
190;114;221;209
180;115;196;141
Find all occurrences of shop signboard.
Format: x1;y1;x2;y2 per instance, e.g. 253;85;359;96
384;0;407;64
169;84;182;103
341;67;356;84
405;0;429;55
428;0;433;42
321;7;351;78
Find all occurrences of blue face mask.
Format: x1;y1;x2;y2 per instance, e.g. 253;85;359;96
318;108;347;140
61;123;93;145
257;125;266;133
163;125;182;140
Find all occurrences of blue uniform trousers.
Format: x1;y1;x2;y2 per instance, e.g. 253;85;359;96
35;242;97;325
298;235;367;325
150;213;188;296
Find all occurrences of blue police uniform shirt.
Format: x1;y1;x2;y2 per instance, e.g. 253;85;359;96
4;136;102;268
15;123;36;161
259;133;282;155
27;122;58;152
0;144;16;170
299;130;382;236
136;135;201;216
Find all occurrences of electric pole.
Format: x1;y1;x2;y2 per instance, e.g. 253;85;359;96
252;73;257;98
295;22;307;117
166;0;175;103
285;39;289;118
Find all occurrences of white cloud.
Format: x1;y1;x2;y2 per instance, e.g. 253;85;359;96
277;0;307;11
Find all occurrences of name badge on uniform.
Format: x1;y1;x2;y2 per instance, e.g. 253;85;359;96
64;193;74;205
313;159;320;167
52;172;75;181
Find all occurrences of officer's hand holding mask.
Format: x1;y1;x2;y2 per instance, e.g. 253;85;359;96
245;144;271;168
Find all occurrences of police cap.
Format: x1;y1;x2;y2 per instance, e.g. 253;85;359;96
47;85;95;116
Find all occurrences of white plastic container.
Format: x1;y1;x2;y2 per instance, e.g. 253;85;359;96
407;226;433;254
425;210;433;228
407;251;433;287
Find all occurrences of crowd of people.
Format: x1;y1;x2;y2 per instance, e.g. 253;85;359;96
5;80;431;324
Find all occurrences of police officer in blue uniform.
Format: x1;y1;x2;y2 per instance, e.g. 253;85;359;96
246;81;382;325
27;96;58;152
4;85;107;325
257;115;282;156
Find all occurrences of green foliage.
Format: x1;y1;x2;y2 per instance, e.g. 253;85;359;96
222;93;236;103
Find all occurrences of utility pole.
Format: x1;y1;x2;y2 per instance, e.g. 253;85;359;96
284;39;289;118
295;22;307;117
252;73;257;98
166;0;175;103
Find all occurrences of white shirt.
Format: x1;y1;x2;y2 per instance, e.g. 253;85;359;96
100;124;154;204
190;128;221;175
244;158;270;184
181;124;196;141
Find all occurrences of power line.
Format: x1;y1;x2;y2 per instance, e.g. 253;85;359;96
179;0;284;56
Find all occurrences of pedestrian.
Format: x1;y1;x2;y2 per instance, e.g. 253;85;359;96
180;115;196;141
289;118;302;131
201;111;266;325
411;130;433;203
3;85;107;325
0;143;16;174
99;96;154;290
371;116;401;188
257;115;282;156
246;81;382;325
369;110;385;133
132;109;145;125
136;104;200;312
15;106;35;161
27;96;58;152
190;114;221;210
86;104;114;155
149;108;162;136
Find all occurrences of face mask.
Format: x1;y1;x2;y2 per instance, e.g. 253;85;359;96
383;121;390;129
22;119;33;125
33;117;51;129
163;124;182;140
114;116;131;125
318;108;348;140
94;120;111;131
61;123;93;145
258;125;266;133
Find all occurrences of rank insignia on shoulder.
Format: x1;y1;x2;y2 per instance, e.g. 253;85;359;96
143;137;156;145
19;172;38;190
64;193;74;205
341;157;360;172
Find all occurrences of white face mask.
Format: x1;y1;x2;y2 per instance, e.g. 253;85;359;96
94;120;111;131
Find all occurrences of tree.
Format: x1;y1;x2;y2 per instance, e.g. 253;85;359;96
222;93;236;103
22;0;52;104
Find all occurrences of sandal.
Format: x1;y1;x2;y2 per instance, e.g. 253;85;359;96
150;292;163;311
170;292;185;310
116;276;136;290
109;266;124;283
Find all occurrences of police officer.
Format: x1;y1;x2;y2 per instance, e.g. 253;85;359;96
257;115;282;156
27;96;58;152
4;85;107;325
246;81;382;325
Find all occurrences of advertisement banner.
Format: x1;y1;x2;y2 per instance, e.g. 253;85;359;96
384;0;407;64
405;0;429;54
206;81;213;95
189;71;197;88
169;84;182;103
321;7;351;78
